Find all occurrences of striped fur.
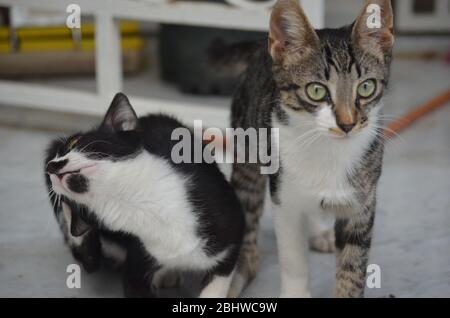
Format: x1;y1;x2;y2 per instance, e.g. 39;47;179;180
228;0;393;298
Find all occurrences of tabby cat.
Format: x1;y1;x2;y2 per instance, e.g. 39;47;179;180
228;0;394;297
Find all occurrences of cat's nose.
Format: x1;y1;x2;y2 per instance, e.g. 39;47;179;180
46;159;68;175
337;122;356;134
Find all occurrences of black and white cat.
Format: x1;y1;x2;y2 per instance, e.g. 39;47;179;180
45;93;244;297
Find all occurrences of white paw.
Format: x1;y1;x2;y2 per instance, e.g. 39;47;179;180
227;272;246;298
309;229;336;253
280;290;312;298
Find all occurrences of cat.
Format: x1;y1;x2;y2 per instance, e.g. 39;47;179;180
227;0;394;298
46;138;181;290
45;93;245;297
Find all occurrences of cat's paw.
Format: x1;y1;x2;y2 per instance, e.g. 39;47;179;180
152;269;182;289
227;272;246;298
309;229;336;253
280;290;312;298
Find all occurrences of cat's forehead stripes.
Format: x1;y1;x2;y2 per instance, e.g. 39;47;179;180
279;83;301;92
321;39;362;81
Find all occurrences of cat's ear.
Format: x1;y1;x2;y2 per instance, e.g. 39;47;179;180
352;0;394;57
102;93;138;132
70;210;91;237
268;0;320;64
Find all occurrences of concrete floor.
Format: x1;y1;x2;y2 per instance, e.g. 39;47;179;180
0;59;449;297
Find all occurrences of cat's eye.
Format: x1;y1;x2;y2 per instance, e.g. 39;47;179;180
357;79;376;98
67;137;80;151
306;83;327;102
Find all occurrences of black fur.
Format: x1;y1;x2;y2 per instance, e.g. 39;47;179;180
66;174;89;193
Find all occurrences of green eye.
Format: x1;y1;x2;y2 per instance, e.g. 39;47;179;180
306;83;327;102
357;79;376;98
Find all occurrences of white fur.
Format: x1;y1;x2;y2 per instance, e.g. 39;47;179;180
50;151;227;272
271;103;381;297
199;269;235;298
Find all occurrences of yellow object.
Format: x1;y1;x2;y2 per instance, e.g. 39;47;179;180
0;42;9;53
20;36;143;53
0;28;8;41
0;21;139;40
0;22;143;54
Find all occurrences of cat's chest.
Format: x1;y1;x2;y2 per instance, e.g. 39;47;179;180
275;122;366;208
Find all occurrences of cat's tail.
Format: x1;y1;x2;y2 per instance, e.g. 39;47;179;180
207;39;261;75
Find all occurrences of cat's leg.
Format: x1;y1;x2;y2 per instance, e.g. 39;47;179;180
308;211;336;253
334;200;375;298
273;205;311;297
227;163;267;298
309;228;335;253
59;202;102;273
122;243;158;298
70;231;102;273
199;273;235;298
200;267;235;298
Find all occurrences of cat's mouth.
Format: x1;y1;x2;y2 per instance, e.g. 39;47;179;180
328;122;369;138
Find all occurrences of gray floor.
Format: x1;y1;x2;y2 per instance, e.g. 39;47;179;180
0;59;449;297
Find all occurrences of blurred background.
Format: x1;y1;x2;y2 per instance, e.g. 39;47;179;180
0;0;449;297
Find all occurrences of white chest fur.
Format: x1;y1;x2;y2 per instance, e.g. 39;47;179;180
84;152;223;270
273;109;375;213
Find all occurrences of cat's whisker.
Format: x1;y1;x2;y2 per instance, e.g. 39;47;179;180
378;114;405;120
285;128;319;151
367;128;403;154
57;134;68;144
373;125;406;145
303;131;322;149
51;193;58;212
47;188;55;196
48;191;56;201
289;129;321;152
78;140;113;153
291;121;315;129
84;151;116;160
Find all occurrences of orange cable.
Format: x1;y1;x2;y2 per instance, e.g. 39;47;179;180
385;88;450;139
